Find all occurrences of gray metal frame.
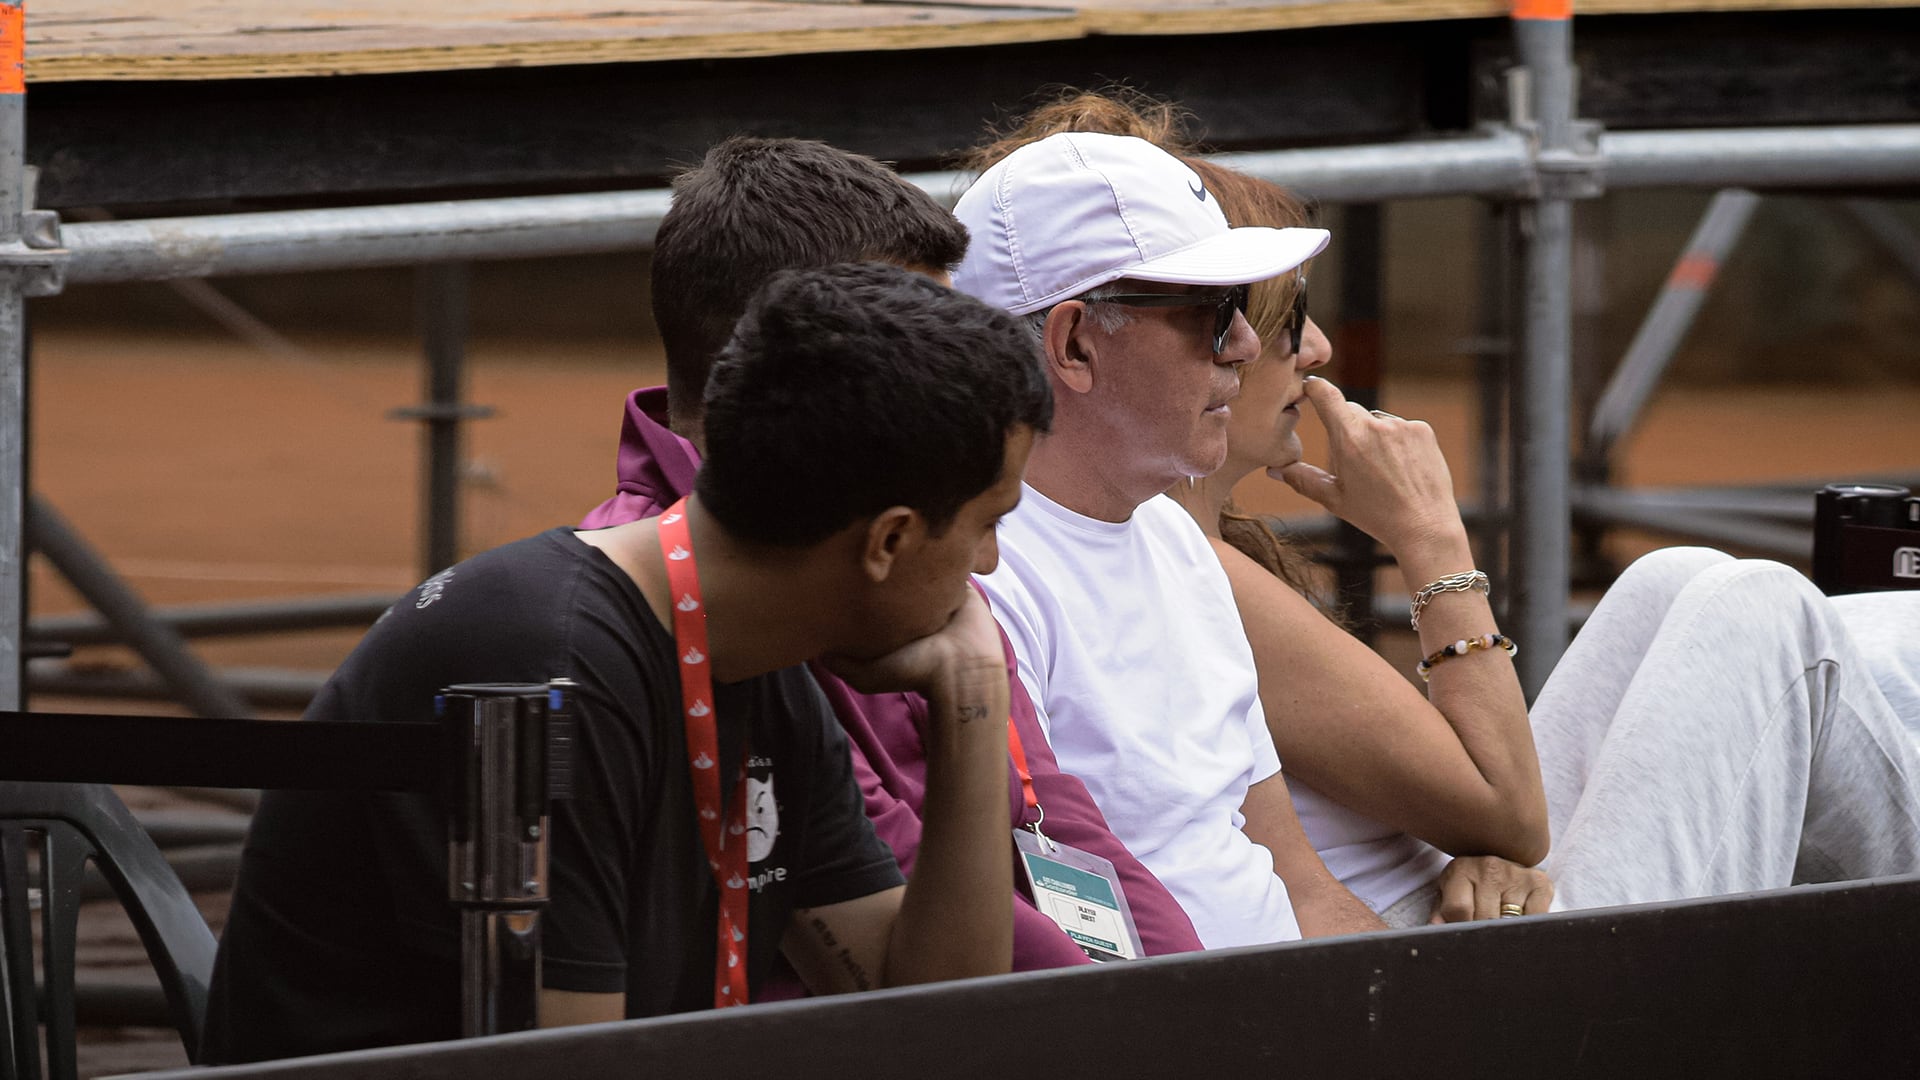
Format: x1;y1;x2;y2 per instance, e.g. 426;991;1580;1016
0;83;62;710
47;126;1920;285
26;497;250;717
0;89;19;711
1585;189;1762;465
1508;14;1585;694
8;15;1920;712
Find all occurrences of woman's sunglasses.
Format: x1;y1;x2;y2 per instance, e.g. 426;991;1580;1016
1277;276;1308;358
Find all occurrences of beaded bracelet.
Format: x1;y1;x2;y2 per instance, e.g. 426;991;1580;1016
1416;633;1518;682
1409;569;1490;630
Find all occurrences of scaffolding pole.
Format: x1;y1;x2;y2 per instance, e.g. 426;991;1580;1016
1586;189;1761;463
0;6;60;710
27;496;252;718
47;125;1920;286
61;188;676;283
1604;126;1920;189
1509;3;1584;697
0;5;21;709
1216;129;1536;202
403;263;485;578
28;591;398;647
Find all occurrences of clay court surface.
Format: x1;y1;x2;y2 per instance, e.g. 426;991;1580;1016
26;326;1920;1075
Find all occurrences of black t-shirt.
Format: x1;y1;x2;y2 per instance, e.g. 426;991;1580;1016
202;529;903;1063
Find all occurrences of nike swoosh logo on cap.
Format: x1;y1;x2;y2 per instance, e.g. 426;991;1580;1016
1190;181;1207;201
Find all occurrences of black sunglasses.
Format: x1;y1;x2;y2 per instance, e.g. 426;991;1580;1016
1279;275;1309;358
1082;283;1252;354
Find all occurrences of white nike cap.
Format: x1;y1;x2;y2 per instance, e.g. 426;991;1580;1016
951;131;1331;317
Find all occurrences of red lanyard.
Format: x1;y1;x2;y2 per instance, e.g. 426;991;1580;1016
1007;716;1055;855
658;498;750;1009
1005;718;1039;821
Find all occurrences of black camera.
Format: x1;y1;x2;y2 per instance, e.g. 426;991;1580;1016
1812;483;1920;595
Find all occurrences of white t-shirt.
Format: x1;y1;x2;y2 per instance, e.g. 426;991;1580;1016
978;486;1301;948
1290;779;1450;915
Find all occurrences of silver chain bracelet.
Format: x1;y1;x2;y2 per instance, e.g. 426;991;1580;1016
1409;570;1489;630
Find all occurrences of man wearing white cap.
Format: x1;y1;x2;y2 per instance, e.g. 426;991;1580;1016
952;131;1385;947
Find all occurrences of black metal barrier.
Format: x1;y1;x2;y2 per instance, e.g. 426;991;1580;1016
0;694;573;1042
0;710;441;792
128;873;1920;1079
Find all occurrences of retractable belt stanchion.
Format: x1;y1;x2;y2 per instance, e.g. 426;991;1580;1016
438;679;576;1037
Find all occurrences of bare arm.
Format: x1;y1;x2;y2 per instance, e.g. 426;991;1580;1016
803;589;1014;990
1219;536;1546;863
1240;771;1384;936
1266;376;1547;864
876;632;1014;986
783;887;902;994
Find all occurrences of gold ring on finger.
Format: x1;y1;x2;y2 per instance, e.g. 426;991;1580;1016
1498;903;1524;918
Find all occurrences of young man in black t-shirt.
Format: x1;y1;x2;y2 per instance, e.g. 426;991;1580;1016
203;263;1053;1062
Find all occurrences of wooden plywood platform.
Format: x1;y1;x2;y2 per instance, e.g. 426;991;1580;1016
25;0;1917;82
25;1;1086;81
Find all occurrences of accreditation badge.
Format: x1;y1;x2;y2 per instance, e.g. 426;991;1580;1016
1013;829;1146;962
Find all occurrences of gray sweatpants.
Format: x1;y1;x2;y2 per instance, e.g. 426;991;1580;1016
1533;547;1920;911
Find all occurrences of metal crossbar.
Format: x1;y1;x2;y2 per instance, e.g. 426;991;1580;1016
46;126;1920;286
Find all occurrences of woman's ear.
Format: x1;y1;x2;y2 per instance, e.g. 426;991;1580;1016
859;506;919;583
1042;302;1097;396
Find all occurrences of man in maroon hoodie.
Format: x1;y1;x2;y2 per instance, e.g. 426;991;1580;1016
583;137;1202;970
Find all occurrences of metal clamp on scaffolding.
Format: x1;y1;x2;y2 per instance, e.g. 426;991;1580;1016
1503;58;1606;202
1534;121;1605;201
0;207;67;296
439;678;577;1037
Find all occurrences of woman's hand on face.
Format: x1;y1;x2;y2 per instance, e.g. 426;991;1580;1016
1273;376;1464;554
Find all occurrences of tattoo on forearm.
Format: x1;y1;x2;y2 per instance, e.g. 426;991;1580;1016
835;946;872;991
809;916;839;949
956;703;990;723
807;916;871;990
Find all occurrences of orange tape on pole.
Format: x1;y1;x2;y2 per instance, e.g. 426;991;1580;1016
1668;254;1720;291
1512;0;1572;20
0;4;21;95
